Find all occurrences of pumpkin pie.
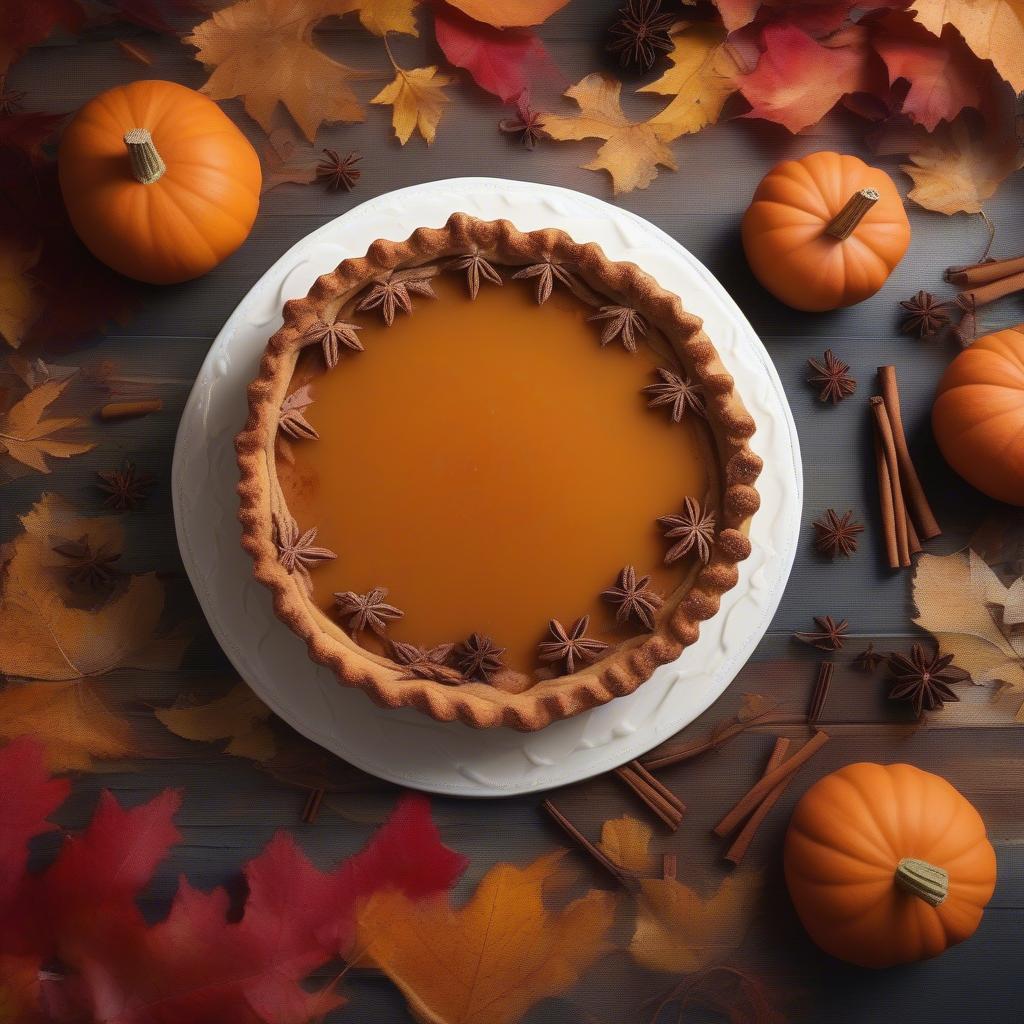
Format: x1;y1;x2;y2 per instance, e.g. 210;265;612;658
236;213;761;730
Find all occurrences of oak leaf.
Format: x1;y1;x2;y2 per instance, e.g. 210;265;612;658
598;815;658;874
739;23;872;133
441;0;569;29
186;0;370;141
540;73;678;194
911;0;1024;92
372;65;453;144
357;850;616;1024
643;23;743;142
0;377;92;473
156;681;276;761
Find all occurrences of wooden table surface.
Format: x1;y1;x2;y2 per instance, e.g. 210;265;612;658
6;4;1024;1022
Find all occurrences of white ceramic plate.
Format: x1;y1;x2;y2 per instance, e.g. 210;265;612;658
172;177;801;797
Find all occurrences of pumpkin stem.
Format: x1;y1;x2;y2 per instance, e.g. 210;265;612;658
895;857;949;907
824;188;879;240
124;128;166;185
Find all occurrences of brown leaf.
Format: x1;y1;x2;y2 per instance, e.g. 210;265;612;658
540;73;677;194
337;0;421;36
156;682;276;761
260;123;321;191
0;377;93;473
0;240;43;349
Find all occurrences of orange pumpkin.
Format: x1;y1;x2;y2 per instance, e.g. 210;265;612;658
784;762;996;968
932;326;1024;506
742;152;911;312
59;80;261;285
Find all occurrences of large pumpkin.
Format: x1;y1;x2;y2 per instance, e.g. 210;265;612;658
932;326;1024;506
784;762;996;969
742;152;910;312
59;80;261;285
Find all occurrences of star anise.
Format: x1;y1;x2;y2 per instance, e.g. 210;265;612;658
588;305;647;353
278;385;318;440
887;644;969;717
97;462;155;511
658;496;716;565
449;252;502;299
357;273;436;326
813;508;863;558
899;290;952;338
316;149;361;191
454;632;506;682
853;642;883;672
334;587;404;636
274;513;336;593
512;260;574;304
498;106;546;149
643;367;706;422
0;76;25;115
390;640;463;684
806;349;856;404
302;316;363;369
602;565;663;630
538;615;609;674
606;0;675;71
52;535;121;592
794;615;849;651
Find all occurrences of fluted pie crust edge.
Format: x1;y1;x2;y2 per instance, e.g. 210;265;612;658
236;214;762;731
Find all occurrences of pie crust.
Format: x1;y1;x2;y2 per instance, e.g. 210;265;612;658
236;213;761;730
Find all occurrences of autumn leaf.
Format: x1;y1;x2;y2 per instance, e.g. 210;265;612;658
357;851;616;1024
911;0;1024;92
642;22;743;142
156;681;276;760
540;73;678;194
0;0;84;74
0;111;66;163
434;2;550;103
598;815;658;874
713;0;761;33
186;0;370;141
913;548;1024;716
335;0;420;36
870;11;984;131
0;241;43;350
441;0;569;29
739;23;874;133
372;65;453;144
0;377;92;472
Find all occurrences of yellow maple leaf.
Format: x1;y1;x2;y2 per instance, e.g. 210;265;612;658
331;0;420;36
598;815;658;874
186;0;370;142
156;681;276;761
911;0;1024;92
540;73;678;194
356;851;616;1024
372;65;453;144
642;23;743;142
0;680;134;771
0;241;43;350
0;377;93;474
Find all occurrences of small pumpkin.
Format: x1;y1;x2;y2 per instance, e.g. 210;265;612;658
784;762;996;968
932;325;1024;506
742;152;911;312
59;80;261;285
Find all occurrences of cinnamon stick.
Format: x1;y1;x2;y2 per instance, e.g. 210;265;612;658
946;254;1024;287
877;366;940;540
874;431;899;569
958;269;1024;307
616;763;684;830
662;852;677;881
641;705;786;771
542;799;637;890
807;661;833;727
713;730;830;838
629;760;685;811
871;397;910;567
301;787;324;824
99;399;163;421
724;737;794;866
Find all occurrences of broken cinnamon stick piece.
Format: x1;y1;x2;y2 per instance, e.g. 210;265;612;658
724;737;794;866
542;798;637;890
946;253;1024;287
877;366;940;540
807;662;833;727
871;397;910;567
662;852;677;881
713;730;830;839
301;787;324;824
99;399;163;421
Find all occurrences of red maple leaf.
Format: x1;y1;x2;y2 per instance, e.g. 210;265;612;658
0;111;65;163
0;0;85;73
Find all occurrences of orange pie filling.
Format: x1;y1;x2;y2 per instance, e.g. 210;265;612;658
272;257;724;690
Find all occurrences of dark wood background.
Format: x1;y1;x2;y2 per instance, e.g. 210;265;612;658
6;2;1024;1022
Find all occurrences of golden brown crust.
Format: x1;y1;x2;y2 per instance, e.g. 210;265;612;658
236;214;761;730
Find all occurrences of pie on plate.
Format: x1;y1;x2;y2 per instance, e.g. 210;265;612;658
236;213;761;730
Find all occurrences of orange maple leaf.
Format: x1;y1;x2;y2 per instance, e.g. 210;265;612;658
0;377;93;474
540;73;678;194
372;64;453;144
356;850;616;1024
156;682;276;761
